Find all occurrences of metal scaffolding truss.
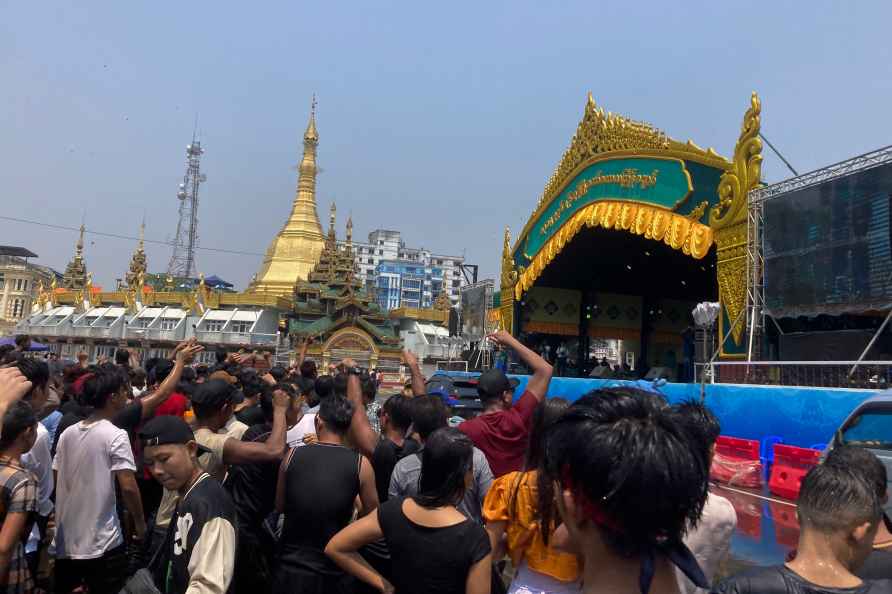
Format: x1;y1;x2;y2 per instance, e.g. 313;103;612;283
750;144;892;204
745;144;892;361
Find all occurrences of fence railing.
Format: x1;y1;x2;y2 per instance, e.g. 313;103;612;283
696;361;892;389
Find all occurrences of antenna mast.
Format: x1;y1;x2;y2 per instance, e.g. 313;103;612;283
167;127;206;278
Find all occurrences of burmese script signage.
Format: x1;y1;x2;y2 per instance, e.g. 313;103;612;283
523;157;693;258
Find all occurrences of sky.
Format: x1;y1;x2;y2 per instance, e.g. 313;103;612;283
2;1;892;290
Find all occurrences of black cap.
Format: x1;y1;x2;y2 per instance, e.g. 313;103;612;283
477;368;520;398
191;379;243;408
139;416;211;453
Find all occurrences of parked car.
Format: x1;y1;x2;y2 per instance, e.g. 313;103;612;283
828;391;892;513
425;372;483;419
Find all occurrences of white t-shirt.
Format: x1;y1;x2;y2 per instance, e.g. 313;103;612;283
677;491;737;594
286;413;316;447
22;423;53;554
52;419;136;559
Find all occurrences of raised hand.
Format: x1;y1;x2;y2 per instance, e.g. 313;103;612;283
176;342;204;365
0;367;32;407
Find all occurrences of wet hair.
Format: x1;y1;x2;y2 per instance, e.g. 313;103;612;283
215;349;228;365
269;366;287;382
13;335;30;349
415;428;473;508
523;398;570;471
332;373;348;398
191;379;236;420
314;375;333;400
129;368;147;389
300;360;317;380
411;396;449;440
180;367;197;383
0;401;36;450
15;358;49;396
798;463;882;533
195;365;209;379
242;378;265;400
318;396;354;435
149;359;175;385
82;369;127;409
115;349;130;366
381;394;413;433
361;375;377;403
671;400;721;461
538;387;707;557
824;445;888;499
0;345;14;364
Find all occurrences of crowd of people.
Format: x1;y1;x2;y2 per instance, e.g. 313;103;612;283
0;330;889;594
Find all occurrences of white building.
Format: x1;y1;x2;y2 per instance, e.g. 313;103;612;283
0;248;59;336
342;229;467;310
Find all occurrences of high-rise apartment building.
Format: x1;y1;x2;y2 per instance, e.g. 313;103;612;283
341;229;466;310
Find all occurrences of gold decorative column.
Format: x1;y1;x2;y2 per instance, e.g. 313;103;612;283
499;227;518;334
249;97;326;297
709;93;763;356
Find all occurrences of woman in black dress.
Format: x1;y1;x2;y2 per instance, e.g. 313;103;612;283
326;427;492;594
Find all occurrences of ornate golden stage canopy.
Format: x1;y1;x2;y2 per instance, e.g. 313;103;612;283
501;93;763;358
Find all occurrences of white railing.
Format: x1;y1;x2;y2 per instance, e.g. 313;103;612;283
193;331;278;346
696;360;892;389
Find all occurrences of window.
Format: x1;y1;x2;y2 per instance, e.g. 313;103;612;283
378;240;384;245
9;298;25;318
231;321;252;334
159;318;178;330
204;320;224;332
0;273;4;289
133;318;151;329
378;250;383;256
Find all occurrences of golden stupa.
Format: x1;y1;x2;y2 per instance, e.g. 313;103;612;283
248;98;326;297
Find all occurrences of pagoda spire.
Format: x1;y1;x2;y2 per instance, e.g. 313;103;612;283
328;202;337;239
249;96;326;296
125;220;148;288
62;224;89;290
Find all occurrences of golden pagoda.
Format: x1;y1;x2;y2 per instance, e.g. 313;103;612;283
62;224;89;290
248;97;326;297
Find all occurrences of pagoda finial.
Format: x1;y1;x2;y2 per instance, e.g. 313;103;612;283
76;224;85;257
138;218;145;251
304;94;319;143
346;215;353;243
329;202;337;237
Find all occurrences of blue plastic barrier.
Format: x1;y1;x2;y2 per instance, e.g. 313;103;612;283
438;372;877;449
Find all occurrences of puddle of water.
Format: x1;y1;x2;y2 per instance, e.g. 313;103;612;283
711;484;797;575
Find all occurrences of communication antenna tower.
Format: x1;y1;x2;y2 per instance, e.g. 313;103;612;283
167;128;206;278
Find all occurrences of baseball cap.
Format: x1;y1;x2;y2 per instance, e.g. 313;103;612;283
139;415;211;453
191;378;244;408
477;368;520;398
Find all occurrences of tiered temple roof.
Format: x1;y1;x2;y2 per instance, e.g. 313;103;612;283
289;204;398;346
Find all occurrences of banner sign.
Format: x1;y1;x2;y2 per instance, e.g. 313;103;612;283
523;157;692;258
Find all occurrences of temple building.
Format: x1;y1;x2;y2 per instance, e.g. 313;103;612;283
287;203;403;373
18;230;290;363
248;98;326;297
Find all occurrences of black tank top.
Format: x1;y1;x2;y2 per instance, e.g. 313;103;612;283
279;442;361;574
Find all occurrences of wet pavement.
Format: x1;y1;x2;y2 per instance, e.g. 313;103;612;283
715;484;797;575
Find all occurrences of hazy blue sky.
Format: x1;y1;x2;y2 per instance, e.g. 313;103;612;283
3;1;891;289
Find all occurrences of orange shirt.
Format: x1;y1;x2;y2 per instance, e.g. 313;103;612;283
483;470;580;583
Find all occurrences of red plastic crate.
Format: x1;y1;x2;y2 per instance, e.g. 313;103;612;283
768;444;822;500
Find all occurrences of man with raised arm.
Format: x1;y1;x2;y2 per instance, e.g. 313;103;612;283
458;330;553;478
